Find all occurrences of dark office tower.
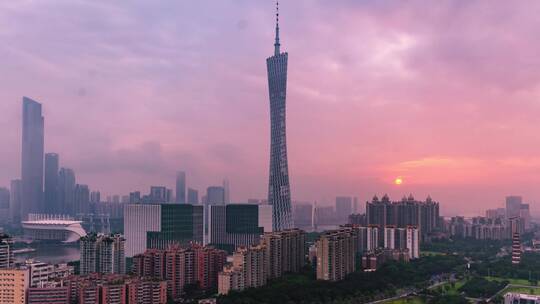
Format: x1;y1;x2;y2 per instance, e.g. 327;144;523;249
21;97;45;220
58;168;76;216
187;188;198;204
206;186;225;205
175;171;186;203
267;3;292;231
9;180;22;224
44;153;59;213
146;204;204;250
74;184;90;215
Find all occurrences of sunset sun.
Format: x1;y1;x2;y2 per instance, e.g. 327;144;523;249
394;177;403;185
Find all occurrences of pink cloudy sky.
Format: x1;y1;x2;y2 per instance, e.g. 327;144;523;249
1;1;540;216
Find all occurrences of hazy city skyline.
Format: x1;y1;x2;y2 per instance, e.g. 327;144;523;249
1;1;540;216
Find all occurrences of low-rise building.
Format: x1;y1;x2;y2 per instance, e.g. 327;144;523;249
504;292;540;304
0;268;29;304
27;286;70;304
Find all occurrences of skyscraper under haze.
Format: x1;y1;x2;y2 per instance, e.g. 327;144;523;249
0;188;9;223
58;168;76;216
206;186;225;205
187;188;199;204
335;197;353;223
223;178;230;204
506;196;522;219
44;153;59;214
9;180;22;224
21;97;44;220
176;171;186;203
267;3;292;231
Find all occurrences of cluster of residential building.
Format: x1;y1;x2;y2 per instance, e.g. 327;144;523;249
365;194;440;240
133;245;227;300
314;225;420;281
218;229;306;295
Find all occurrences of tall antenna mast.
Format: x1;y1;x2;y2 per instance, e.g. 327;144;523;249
274;0;280;55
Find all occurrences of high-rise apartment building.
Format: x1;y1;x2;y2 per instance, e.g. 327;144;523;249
133;245;224;299
262;229;306;279
0;234;14;269
0;268;29;304
196;246;227;291
316;229;357;281
80;234;126;275
350;225;379;254
187;188;198;204
335;197;353;223
44;153;59;214
208;204;270;252
384;226;396;250
366;194;439;239
21;97;45;220
218;265;244;295
175;171;186;203
406;226;420;259
124;204;204;257
10;179;22;224
267;4;293;231
233;244;267;289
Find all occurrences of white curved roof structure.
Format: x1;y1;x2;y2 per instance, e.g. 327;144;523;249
22;219;87;243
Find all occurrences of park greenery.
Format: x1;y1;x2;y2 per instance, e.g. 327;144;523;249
421;237;509;261
472;252;540;285
457;276;508;298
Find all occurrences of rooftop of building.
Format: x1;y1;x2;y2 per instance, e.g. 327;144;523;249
22;219;83;225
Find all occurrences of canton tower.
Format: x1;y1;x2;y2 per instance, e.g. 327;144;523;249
267;1;293;231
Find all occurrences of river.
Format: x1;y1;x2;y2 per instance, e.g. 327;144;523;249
14;242;80;264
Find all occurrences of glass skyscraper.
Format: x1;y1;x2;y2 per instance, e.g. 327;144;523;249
267;4;292;231
21;97;44;220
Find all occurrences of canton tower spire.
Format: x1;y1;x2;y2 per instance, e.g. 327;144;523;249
267;0;292;231
274;1;280;55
